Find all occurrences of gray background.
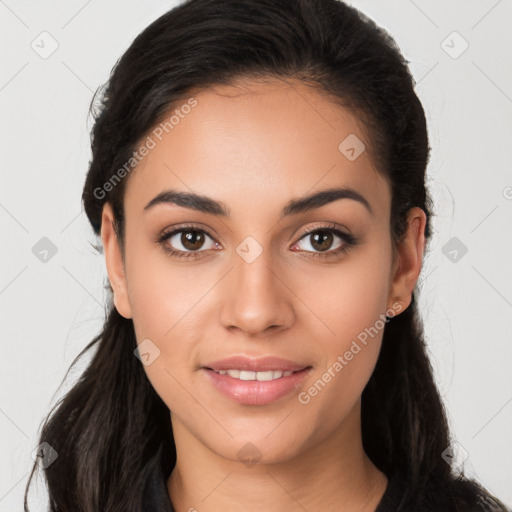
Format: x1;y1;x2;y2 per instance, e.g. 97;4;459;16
1;0;511;509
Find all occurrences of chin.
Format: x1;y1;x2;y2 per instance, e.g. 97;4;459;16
213;435;306;467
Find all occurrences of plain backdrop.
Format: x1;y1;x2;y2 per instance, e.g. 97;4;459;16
1;0;511;509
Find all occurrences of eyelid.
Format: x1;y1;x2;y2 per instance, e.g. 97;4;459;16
156;221;357;258
157;221;351;242
291;222;357;253
157;222;219;241
295;221;352;240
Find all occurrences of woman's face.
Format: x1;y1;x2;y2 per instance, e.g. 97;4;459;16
102;78;423;465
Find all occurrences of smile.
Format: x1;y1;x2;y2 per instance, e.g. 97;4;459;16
204;367;312;405
211;369;295;381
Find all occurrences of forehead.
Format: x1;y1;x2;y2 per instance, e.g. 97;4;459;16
123;78;390;221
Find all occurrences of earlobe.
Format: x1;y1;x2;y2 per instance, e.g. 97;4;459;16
100;202;133;319
387;207;426;314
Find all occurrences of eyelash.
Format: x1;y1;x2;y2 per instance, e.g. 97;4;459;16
154;222;358;261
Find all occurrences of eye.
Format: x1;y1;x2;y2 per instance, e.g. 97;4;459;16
156;224;221;260
291;223;357;259
155;222;357;261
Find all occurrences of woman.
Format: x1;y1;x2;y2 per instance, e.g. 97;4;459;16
24;0;510;510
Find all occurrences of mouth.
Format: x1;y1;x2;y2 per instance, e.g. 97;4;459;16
206;368;307;381
202;366;312;405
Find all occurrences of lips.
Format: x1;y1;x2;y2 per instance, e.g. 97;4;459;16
201;355;312;405
203;367;312;405
203;355;308;373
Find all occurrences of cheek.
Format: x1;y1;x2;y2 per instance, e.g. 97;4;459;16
296;236;392;347
294;237;392;404
125;255;203;411
296;284;388;436
123;245;207;403
125;239;202;339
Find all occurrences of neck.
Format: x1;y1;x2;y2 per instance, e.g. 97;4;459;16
167;399;388;512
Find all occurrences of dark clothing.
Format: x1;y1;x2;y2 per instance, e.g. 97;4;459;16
143;460;410;512
142;455;508;512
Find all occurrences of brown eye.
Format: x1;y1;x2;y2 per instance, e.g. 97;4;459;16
296;229;343;253
180;230;206;250
159;227;218;255
291;225;358;259
309;230;335;252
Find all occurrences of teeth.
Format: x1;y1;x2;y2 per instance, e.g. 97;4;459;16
215;369;295;380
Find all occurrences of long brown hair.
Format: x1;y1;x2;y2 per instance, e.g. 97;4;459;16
24;0;510;510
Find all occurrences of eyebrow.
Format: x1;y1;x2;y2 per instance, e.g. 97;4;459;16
143;186;373;218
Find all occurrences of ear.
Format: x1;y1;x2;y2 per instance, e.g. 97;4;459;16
100;202;133;319
387;207;426;314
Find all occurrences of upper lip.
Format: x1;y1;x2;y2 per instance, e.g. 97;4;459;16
203;355;309;372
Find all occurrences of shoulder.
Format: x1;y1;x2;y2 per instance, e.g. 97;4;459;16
376;470;511;512
442;475;511;512
141;451;174;512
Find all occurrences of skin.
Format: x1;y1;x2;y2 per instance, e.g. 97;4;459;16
101;77;426;512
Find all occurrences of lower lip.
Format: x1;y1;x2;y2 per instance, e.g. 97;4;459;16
203;368;311;405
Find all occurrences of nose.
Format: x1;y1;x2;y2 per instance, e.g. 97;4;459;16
219;248;295;337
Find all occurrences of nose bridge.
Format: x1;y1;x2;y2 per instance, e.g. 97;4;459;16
219;236;294;335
